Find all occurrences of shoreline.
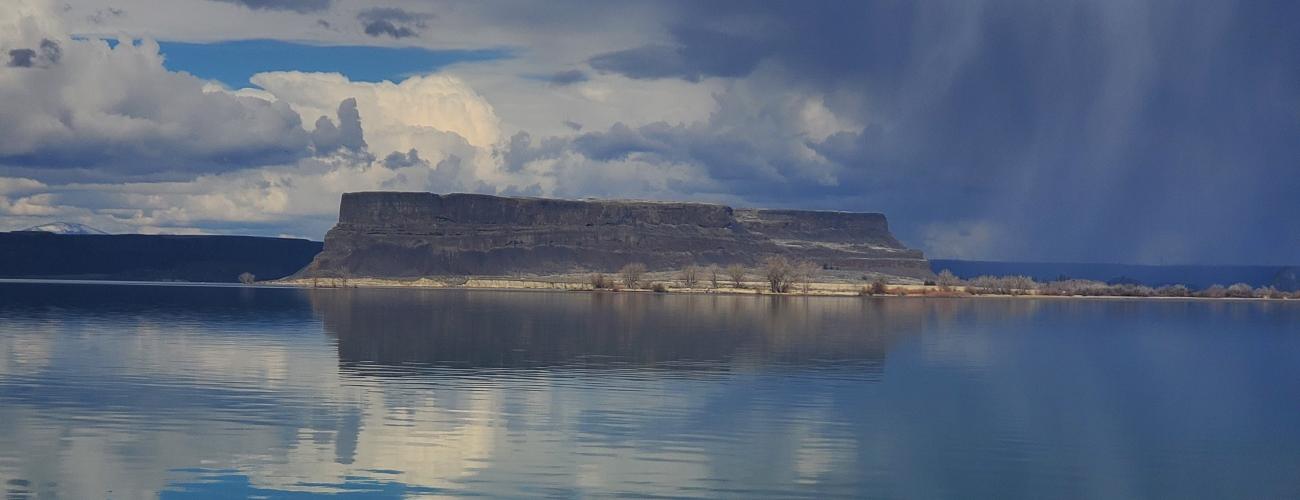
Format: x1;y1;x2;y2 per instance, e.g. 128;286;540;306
1;277;1291;302
264;276;1298;302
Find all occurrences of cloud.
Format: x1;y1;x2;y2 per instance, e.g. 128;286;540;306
357;7;433;39
86;7;125;25
381;149;423;169
6;38;59;67
6;48;36;67
209;0;330;14
0;7;315;181
6;0;1299;265
249;71;501;151
0;177;45;195
494;131;566;173
538;69;588;86
310;97;366;155
589;27;770;82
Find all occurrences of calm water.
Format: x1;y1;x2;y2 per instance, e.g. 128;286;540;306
1;282;1298;499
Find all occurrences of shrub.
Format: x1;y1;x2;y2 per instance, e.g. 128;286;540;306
725;264;747;288
1101;283;1154;297
1198;284;1227;298
589;273;611;289
1040;279;1108;296
619;263;647;289
238;272;256;285
1254;286;1284;299
1225;283;1254;298
869;278;888;296
1155;284;1191;297
650;282;668;293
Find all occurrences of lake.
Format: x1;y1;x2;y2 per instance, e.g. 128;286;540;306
0;281;1297;498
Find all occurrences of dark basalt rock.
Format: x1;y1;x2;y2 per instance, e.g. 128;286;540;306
297;192;932;278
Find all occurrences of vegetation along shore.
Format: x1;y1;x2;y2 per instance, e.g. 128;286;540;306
268;257;1300;301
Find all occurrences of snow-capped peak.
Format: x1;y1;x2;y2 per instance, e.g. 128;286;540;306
19;222;109;235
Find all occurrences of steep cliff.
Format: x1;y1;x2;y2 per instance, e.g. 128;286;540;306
297;192;931;278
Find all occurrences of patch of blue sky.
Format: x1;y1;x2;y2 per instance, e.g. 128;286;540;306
154;39;510;88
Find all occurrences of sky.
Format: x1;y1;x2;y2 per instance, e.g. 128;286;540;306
0;0;1296;265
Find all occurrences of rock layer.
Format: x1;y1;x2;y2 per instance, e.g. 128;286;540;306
297;192;931;278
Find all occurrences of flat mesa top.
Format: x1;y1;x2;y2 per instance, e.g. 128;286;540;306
342;191;885;216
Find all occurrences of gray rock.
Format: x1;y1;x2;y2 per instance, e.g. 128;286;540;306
297;192;932;278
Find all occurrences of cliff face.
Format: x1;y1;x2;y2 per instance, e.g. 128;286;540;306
298;192;931;278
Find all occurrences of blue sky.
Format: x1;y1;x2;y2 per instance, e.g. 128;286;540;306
0;0;1297;265
158;40;508;88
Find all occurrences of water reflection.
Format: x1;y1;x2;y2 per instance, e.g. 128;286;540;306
0;282;1297;498
313;289;916;371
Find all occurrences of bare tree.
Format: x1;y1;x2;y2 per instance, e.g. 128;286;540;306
725;263;747;288
238;272;256;285
762;256;793;293
936;269;960;291
589;273;611;289
707;265;720;289
794;261;819;293
966;275;1039;295
619;263;647;289
679;265;700;288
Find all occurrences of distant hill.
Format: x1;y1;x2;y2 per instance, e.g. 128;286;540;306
0;232;322;283
931;259;1297;291
19;222;109;235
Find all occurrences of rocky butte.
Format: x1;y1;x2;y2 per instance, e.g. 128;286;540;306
295;192;932;279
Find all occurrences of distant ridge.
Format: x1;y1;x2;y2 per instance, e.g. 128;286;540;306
0;232;322;283
19;222;109;235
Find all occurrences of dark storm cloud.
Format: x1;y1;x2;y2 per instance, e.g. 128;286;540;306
209;0;331;14
6;49;35;67
574;0;1300;264
539;69;588;86
570;121;828;192
363;20;414;38
382;149;425;169
588;27;769;82
496;131;567;173
38;39;60;64
358;7;434;39
6;39;60;68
